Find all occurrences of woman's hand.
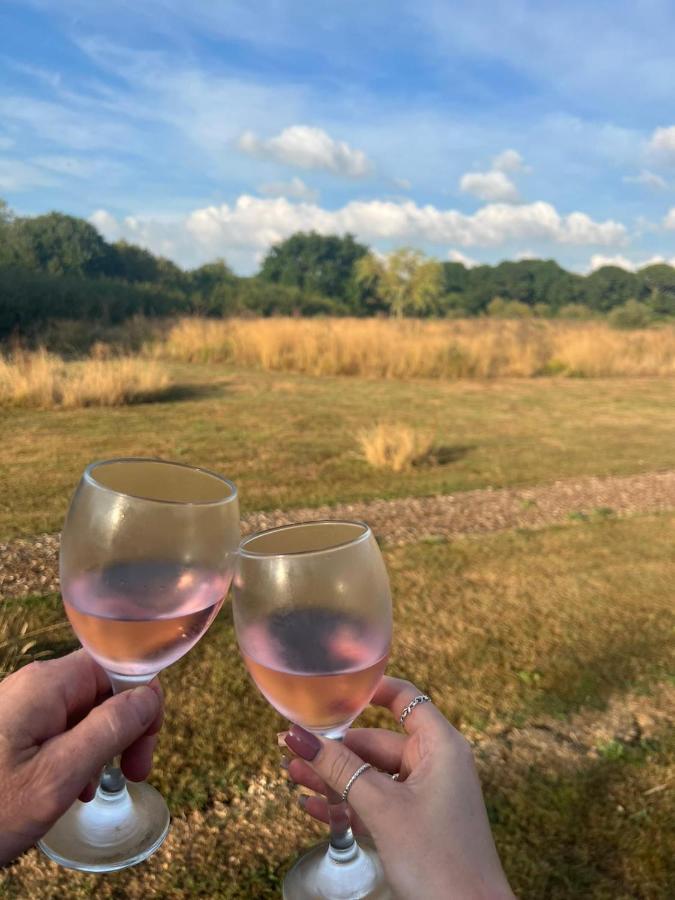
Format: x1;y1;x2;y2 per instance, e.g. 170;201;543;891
0;649;163;865
284;676;514;900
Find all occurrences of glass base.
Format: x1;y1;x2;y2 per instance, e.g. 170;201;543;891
283;837;392;900
37;781;170;873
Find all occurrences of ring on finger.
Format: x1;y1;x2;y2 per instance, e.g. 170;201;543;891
341;763;372;802
399;694;431;726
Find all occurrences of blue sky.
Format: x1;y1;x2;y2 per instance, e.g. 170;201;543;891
3;0;675;273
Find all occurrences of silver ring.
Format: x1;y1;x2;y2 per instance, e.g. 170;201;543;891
341;763;372;802
391;772;400;781
399;694;431;726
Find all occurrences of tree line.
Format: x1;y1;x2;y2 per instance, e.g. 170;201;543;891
2;199;675;339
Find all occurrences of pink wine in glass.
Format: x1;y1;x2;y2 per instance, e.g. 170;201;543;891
239;607;389;736
63;561;230;676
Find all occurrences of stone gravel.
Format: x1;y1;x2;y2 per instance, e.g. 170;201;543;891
2;470;675;601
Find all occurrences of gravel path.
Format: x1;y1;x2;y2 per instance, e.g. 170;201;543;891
2;470;675;601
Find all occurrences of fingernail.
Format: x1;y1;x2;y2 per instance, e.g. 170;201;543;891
298;793;310;810
285;725;321;761
128;686;158;727
280;755;291;771
277;731;289;748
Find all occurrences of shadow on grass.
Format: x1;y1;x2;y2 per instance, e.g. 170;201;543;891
415;443;475;467
137;381;225;405
484;734;674;899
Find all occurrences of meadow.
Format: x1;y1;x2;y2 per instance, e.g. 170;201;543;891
0;317;673;898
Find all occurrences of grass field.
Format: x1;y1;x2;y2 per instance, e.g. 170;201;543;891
1;514;673;898
1;365;675;538
1;350;673;898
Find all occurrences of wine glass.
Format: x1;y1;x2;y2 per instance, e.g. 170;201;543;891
233;520;393;900
38;458;240;872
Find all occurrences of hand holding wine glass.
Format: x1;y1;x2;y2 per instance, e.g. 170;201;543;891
285;676;516;900
234;520;393;899
0;650;162;866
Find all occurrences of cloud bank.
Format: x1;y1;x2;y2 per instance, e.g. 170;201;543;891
90;194;628;271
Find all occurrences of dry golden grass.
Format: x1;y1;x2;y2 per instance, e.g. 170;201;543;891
0;350;170;408
358;422;432;472
156;317;675;378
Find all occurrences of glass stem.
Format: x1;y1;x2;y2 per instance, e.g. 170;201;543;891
327;736;358;861
99;755;126;794
97;670;155;797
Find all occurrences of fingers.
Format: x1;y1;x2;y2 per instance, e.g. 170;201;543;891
371;676;445;736
121;734;158;782
119;679;164;782
36;686;160;822
346;729;406;773
4;650;112;743
284;726;393;827
287;728;406;794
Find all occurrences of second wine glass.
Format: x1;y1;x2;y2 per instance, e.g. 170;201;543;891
233;520;393;900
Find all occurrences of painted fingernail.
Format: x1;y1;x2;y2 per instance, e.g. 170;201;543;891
280;755;291;771
285;725;321;761
298;793;310;810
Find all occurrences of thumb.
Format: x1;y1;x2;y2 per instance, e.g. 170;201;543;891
284;725;393;826
38;686;160;816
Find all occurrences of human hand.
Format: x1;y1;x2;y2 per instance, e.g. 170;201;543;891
284;676;514;900
0;649;163;865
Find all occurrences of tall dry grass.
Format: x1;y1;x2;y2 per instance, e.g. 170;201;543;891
157;317;675;378
0;350;170;408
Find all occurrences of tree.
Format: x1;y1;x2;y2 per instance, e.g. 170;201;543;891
354;248;444;317
109;240;162;283
639;263;675;316
259;232;368;302
8;213;112;277
584;266;645;312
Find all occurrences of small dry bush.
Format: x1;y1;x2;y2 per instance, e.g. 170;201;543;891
358;422;433;472
157;317;675;379
0;350;170;408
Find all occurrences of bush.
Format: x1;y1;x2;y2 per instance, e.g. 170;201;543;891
557;303;594;320
608;299;654;329
487;297;532;319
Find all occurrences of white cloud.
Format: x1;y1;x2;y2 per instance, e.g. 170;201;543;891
663;208;675;229
448;249;478;268
588;253;675;272
648;125;675;164
459;170;519;203
257;176;318;202
236;125;372;177
623;169;668;190
89;209;121;240
492;148;528;173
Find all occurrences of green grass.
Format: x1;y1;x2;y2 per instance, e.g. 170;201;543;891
1;514;673;898
1;365;675;537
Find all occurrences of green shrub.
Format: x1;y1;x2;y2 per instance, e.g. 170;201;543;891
608;299;654;329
